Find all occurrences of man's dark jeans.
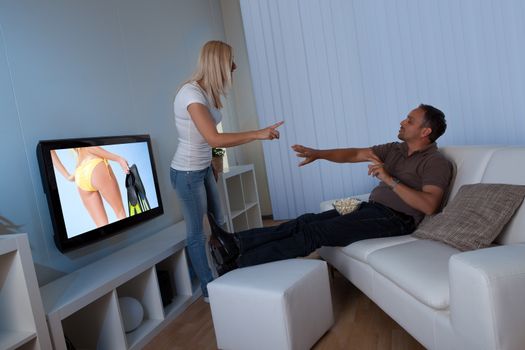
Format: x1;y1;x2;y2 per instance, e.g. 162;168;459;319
237;201;416;267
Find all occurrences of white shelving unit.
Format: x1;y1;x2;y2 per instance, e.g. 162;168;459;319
0;234;52;350
217;164;263;232
40;221;200;350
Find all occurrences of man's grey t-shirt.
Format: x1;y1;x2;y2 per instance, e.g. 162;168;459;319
369;142;453;224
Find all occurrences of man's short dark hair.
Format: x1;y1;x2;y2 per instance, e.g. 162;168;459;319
419;104;446;142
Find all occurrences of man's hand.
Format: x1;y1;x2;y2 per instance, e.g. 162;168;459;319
368;159;445;215
368;161;393;185
292;144;319;167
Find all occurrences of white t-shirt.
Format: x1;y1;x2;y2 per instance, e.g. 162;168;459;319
171;82;222;171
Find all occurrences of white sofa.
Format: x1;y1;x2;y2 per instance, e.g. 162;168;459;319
318;146;525;350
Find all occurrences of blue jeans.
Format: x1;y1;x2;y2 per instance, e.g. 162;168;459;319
170;166;225;297
237;202;416;267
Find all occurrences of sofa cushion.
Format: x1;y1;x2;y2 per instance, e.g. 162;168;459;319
479;148;525;244
368;239;460;310
343;235;417;263
413;183;525;251
439;146;501;203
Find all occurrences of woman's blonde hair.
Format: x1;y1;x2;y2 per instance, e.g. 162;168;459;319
188;40;233;109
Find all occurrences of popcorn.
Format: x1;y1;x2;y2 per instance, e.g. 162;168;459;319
333;198;362;215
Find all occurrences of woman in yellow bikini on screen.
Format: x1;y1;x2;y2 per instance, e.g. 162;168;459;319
51;146;129;227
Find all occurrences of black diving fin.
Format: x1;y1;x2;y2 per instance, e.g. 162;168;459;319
125;164;151;216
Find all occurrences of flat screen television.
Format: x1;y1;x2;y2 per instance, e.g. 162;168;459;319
37;135;163;252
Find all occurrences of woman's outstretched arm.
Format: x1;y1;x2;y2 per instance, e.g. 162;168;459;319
188;103;283;148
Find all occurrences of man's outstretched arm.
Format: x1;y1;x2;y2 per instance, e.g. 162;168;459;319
292;144;380;167
293;144;445;215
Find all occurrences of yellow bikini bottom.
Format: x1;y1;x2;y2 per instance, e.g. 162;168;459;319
75;158;109;192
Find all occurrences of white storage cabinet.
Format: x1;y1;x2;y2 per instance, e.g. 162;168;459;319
216;164;263;232
40;221;200;350
0;233;52;350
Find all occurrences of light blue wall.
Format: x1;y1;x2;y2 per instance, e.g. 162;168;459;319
241;0;525;219
0;0;227;285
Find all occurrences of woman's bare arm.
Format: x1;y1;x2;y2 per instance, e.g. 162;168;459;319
188;103;283;148
50;150;74;180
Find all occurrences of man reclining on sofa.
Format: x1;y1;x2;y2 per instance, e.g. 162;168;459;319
209;104;453;275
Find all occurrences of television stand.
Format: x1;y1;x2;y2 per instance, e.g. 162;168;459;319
40;221;200;350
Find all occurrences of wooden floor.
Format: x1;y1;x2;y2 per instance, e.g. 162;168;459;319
144;219;425;350
144;270;424;350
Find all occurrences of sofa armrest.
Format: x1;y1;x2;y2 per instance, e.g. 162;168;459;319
449;243;525;350
319;193;370;212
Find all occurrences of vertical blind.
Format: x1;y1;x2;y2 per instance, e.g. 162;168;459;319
240;0;525;219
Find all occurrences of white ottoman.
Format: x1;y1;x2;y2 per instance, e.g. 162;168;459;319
208;259;334;350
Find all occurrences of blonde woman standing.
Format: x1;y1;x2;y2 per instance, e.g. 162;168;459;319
170;40;283;300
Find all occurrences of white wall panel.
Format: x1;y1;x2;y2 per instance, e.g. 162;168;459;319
241;0;525;219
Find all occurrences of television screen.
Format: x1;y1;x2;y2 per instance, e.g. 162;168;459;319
37;135;163;252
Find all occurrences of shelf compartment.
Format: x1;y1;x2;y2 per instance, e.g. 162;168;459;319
0;251;36;342
232;213;249;232
246;205;263;228
155;250;193;317
245;201;258;211
0;330;36;350
0;237;18;256
230;208;245;220
225;176;245;213
62;291;126;350
126;318;160;350
116;267;164;348
241;171;259;204
15;337;38;350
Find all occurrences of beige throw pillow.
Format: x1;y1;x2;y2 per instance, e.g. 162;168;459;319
413;183;525;251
